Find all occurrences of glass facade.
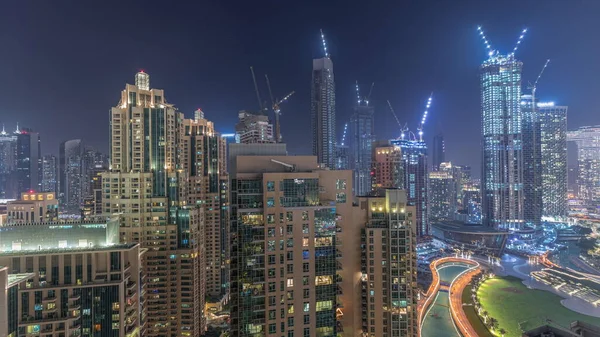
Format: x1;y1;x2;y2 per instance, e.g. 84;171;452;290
480;54;524;230
350;104;375;196
311;58;336;169
521;95;542;227
539;105;568;217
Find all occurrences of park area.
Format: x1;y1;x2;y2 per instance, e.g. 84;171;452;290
477;276;599;337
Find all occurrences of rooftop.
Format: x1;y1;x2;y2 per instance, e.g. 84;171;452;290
0;243;138;257
432;220;508;235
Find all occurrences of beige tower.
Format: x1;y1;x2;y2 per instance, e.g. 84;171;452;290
102;72;205;336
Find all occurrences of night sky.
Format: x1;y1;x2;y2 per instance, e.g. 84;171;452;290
1;1;599;177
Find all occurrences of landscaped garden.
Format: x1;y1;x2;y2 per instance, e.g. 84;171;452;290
475;276;599;337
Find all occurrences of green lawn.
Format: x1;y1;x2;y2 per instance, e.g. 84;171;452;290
477;276;598;337
462;284;493;337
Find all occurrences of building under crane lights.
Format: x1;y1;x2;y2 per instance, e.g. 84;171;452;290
336;123;350;170
350;82;375;196
311;30;336;169
539;103;567;218
567;126;600;208
479;26;527;230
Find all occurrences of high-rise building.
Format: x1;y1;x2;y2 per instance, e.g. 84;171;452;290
428;169;453;221
463;182;482;224
311;42;336;169
431;133;445;171
0;219;144;337
390;139;428;237
480;52;524;230
59;139;84;213
357;189;418;337
6;191;58;224
567;126;600;208
228;153;351;337
539;103;568;218
335;123;350;170
521;95;542;227
568;166;578;195
350;101;374;196
102;72;206;336
41;154;58;194
372;142;402;190
15;128;41;196
181;115;229;300
235;111;275;144
0;126;18;199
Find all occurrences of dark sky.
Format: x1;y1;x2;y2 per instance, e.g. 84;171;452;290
1;0;599;176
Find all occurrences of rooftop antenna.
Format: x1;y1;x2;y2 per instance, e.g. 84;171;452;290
477;26;495;57
510;28;528;56
366;82;374;106
387;100;408;140
14;122;20;134
355;81;361;105
320;29;329;58
250;66;264;113
417;93;433;142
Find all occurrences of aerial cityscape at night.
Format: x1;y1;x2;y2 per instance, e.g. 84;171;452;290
1;1;600;337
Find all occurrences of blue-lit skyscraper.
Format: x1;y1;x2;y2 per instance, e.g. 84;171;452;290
480;46;525;230
539;103;568;217
521;95;542;227
391;138;428;236
350;101;374;196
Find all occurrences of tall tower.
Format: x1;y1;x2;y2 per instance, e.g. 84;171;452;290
539;103;568;218
15;128;41;195
41;154;58;194
479;27;527;230
431;133;445;171
311;30;336;169
391;138;428;236
567;126;600;209
521;95;542;227
0;127;17;198
59;139;84;213
102;72;205;336
350;83;374;196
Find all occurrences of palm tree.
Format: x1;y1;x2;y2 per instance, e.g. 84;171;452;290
482;311;489;323
490;318;498;331
499;328;506;337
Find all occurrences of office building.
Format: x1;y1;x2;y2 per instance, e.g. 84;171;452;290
0;220;143;337
350;102;374;196
311;53;336;169
235;111;275;144
59;139;84;213
41;155;58;194
6;192;58;224
15;128;41;196
539;103;568;217
181;115;229;300
390;139;428;237
428;170;453;221
567;126;600;208
102;71;205;336
357;189;418;337
81;170;103;220
462;182;482;224
431;133;445;171
229;153;351;337
480;52;524;230
372;142;402;190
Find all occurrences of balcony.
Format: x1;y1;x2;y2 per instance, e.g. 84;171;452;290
68;303;81;311
68;294;80;301
42;296;57;302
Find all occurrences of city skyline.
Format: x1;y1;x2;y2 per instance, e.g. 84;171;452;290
1;1;598;177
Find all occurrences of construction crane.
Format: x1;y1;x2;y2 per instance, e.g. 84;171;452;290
366;82;374;106
250;66;265;113
477;26;495;57
320;29;329;58
265;74;295;143
510;28;528;56
387;100;408;140
417;94;433;142
528;59;550;99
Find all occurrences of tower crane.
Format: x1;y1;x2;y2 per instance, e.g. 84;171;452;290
356;81;375;106
387;100;408;140
320;29;329;58
416;94;433;142
250;66;265;113
265;74;295;143
366;82;374;106
528;59;550;100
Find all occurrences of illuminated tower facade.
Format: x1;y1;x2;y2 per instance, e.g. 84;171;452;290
311;31;336;169
350;99;374;196
103;71;205;335
479;28;526;229
431;133;445;171
567;126;600;208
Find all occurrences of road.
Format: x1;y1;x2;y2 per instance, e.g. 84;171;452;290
448;266;481;337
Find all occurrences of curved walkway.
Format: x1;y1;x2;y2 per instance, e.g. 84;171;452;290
448;265;481;337
419;257;479;336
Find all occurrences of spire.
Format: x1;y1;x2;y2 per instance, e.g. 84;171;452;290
0;124;6;136
14;122;20;134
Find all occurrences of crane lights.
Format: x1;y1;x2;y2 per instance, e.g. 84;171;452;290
478;26;529;58
511;28;528;56
320;29;329;58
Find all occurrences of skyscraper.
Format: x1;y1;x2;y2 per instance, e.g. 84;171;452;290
521;95;542;227
0;126;17;199
357;189;418;337
539;103;568;218
102;72;206;336
59;139;84;213
428;169;453;221
15;128;41;195
480;49;524;230
235;110;275;144
350;100;374;196
567;126;600;208
311;31;336;169
372;142;402;190
228;154;351;337
431;133;445;171
335;123;349;170
41;154;58;194
390;138;428;236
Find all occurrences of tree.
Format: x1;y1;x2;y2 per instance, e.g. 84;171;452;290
490;317;498;331
483;310;489;323
499;328;506;337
